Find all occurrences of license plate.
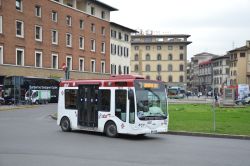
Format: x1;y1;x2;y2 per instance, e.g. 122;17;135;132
147;120;152;124
151;130;157;134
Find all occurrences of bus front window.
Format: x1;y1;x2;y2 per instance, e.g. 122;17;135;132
135;80;167;120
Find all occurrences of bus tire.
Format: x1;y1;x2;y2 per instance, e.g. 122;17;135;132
105;121;118;137
60;117;71;132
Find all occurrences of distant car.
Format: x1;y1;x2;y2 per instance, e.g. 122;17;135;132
197;92;202;97
186;91;192;97
235;98;245;105
243;96;250;105
207;91;213;97
0;97;4;105
235;95;250;105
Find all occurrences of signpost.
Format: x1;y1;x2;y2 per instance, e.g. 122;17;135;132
211;63;216;132
62;63;66;71
62;63;69;80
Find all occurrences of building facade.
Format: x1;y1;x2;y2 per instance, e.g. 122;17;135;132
0;0;117;82
228;41;250;86
190;52;218;93
110;22;137;75
211;55;230;95
186;61;192;91
198;60;212;94
130;34;191;88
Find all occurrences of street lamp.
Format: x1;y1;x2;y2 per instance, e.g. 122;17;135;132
211;62;216;132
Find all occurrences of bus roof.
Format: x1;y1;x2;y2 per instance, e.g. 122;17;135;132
60;75;162;87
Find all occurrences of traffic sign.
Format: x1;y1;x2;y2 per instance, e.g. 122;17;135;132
62;63;67;71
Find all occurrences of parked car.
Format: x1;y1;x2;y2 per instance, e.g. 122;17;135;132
0;97;4;105
197;92;202;97
235;98;246;105
235;95;250;105
207;91;213;97
243;96;250;105
186;91;192;97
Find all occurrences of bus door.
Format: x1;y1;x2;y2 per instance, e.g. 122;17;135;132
78;84;99;127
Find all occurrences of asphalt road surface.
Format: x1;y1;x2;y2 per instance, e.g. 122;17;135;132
0;104;250;166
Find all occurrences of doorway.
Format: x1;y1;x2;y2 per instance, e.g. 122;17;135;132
78;84;99;127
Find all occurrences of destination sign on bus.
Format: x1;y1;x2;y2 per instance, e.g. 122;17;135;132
139;82;159;89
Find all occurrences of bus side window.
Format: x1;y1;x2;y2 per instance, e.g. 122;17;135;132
115;90;127;122
99;90;111;112
65;89;77;109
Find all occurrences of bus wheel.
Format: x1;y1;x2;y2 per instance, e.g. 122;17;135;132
105;121;118;137
60;117;71;132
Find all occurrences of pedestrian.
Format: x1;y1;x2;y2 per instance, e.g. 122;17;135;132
215;93;218;103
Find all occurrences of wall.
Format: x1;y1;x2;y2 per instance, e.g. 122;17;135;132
0;65;109;79
110;25;132;74
0;0;111;78
131;39;188;86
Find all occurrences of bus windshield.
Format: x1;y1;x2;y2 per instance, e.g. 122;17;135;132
134;80;167;120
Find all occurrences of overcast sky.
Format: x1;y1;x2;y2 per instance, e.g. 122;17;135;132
101;0;250;60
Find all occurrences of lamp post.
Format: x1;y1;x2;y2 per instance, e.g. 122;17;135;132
211;62;216;132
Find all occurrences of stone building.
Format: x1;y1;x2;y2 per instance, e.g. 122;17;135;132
228;41;250;86
198;60;212;94
110;22;137;75
130;33;191;88
190;52;218;93
211;55;230;95
0;0;118;83
186;61;192;91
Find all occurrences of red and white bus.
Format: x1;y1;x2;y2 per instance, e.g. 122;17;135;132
57;75;168;137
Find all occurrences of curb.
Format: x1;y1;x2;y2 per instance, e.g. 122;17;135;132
0;105;37;111
50;113;57;120
166;131;250;140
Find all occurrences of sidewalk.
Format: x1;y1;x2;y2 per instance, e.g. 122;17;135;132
0;104;36;111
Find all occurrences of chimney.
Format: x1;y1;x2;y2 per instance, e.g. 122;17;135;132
247;40;250;48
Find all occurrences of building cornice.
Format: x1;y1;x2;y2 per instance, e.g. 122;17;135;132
50;0;111;23
132;34;191;38
131;41;192;45
110;22;138;33
90;0;118;11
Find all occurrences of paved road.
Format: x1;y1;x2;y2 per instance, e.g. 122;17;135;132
0;104;250;166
